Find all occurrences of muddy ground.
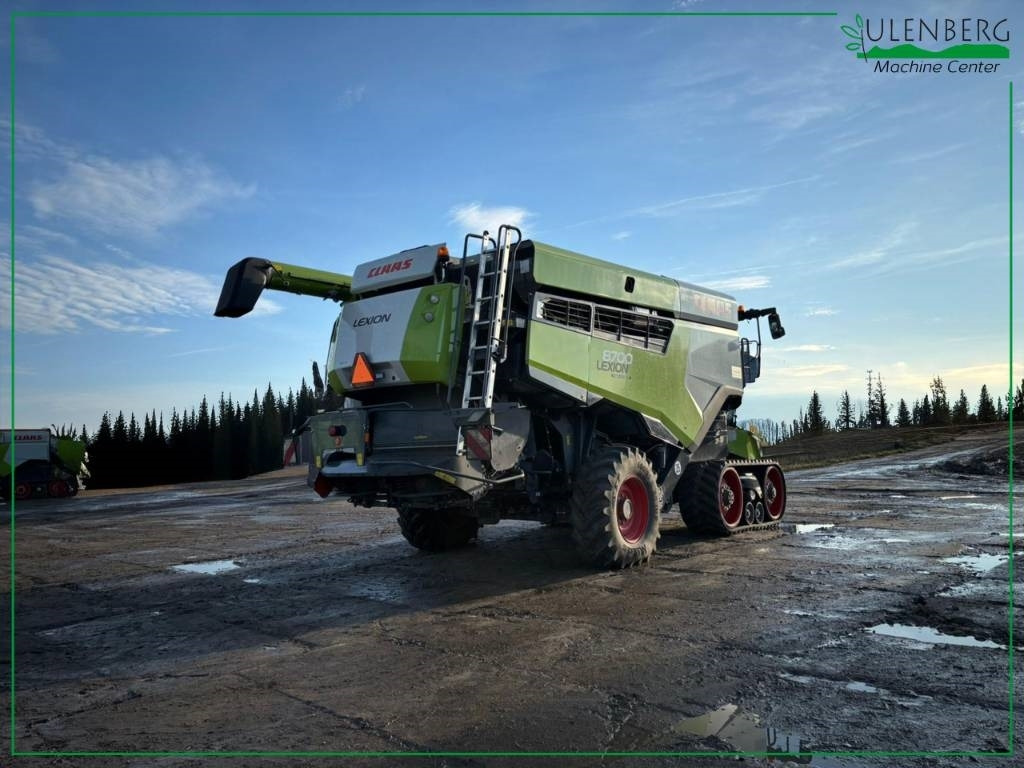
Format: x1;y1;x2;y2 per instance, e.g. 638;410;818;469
2;427;1020;767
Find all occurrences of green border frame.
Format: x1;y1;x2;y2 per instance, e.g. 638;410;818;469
6;8;1015;761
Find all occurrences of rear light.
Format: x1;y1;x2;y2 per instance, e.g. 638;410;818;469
327;425;347;437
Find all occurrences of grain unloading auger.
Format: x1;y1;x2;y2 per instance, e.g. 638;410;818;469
216;226;787;567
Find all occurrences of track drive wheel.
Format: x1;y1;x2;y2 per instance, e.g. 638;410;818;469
571;446;661;568
48;479;69;498
763;464;786;521
695;462;744;534
14;482;32;501
396;506;479;552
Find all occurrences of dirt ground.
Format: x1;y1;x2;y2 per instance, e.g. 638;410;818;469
2;427;1020;767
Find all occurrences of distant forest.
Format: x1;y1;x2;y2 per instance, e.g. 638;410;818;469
62;378;341;490
55;372;1022;489
745;374;1024;445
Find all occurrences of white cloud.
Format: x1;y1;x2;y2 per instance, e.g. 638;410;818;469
805;307;838;317
449;202;532;236
30;154;255;238
701;275;771;292
611;231;631;241
0;254;280;335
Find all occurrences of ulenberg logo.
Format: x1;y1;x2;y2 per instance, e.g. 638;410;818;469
841;14;1009;74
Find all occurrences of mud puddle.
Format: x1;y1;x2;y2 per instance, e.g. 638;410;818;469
674;703;804;755
867;623;1005;650
943;552;1015;574
170;559;241;575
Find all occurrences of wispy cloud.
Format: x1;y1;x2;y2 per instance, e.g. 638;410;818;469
891;142;968;165
805;307;838;317
783;364;849;378
865;235;1007;278
29;151;255;238
611;231;631;241
340;84;367;109
782;344;837;353
561;176;818;231
701;275;771;292
0;255;280;335
166;346;231;358
827;221;917;271
630;177;817;218
449;202;531;236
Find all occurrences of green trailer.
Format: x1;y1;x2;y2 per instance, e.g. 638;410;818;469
216;226;787;567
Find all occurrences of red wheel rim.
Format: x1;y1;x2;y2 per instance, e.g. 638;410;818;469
764;466;785;520
14;483;32;500
49;480;68;498
719;467;743;528
616;476;650;544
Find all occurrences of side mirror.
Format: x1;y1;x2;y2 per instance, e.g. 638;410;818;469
768;311;785;339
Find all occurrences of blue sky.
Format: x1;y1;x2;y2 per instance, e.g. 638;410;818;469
3;0;1022;436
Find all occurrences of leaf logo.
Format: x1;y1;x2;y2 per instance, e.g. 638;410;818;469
841;14;867;62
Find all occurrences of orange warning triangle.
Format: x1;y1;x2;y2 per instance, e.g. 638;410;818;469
351;353;374;386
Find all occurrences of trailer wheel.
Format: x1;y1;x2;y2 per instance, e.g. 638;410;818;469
397;506;479;552
49;480;69;498
14;482;32;501
571;446;661;568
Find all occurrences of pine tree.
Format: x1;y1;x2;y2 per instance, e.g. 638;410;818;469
806;391;826;433
836;390;854;430
896;398;911;427
920;395;933;426
951;389;970;424
976;385;997;423
996;395;1005;422
874;373;890;427
930;376;950;425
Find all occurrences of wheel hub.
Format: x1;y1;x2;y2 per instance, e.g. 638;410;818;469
616;477;650;544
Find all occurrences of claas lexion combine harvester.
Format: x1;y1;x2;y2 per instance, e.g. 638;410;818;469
216;226;787;567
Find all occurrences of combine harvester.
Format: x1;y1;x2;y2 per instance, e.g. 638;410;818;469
216;226;787;567
2;428;88;501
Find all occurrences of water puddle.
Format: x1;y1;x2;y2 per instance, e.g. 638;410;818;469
243;578;262;584
844;681;881;694
784;523;835;534
803;535;861;551
171;559;241;575
867;623;1005;650
939;494;978;501
942;552;1010;575
674;704;804;755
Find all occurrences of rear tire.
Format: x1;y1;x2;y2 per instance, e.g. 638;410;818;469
397;506;479;552
571;446;661;568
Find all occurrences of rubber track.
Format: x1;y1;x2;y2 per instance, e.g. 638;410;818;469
679;459;785;536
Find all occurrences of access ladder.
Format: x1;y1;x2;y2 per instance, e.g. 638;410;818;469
459;224;521;412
